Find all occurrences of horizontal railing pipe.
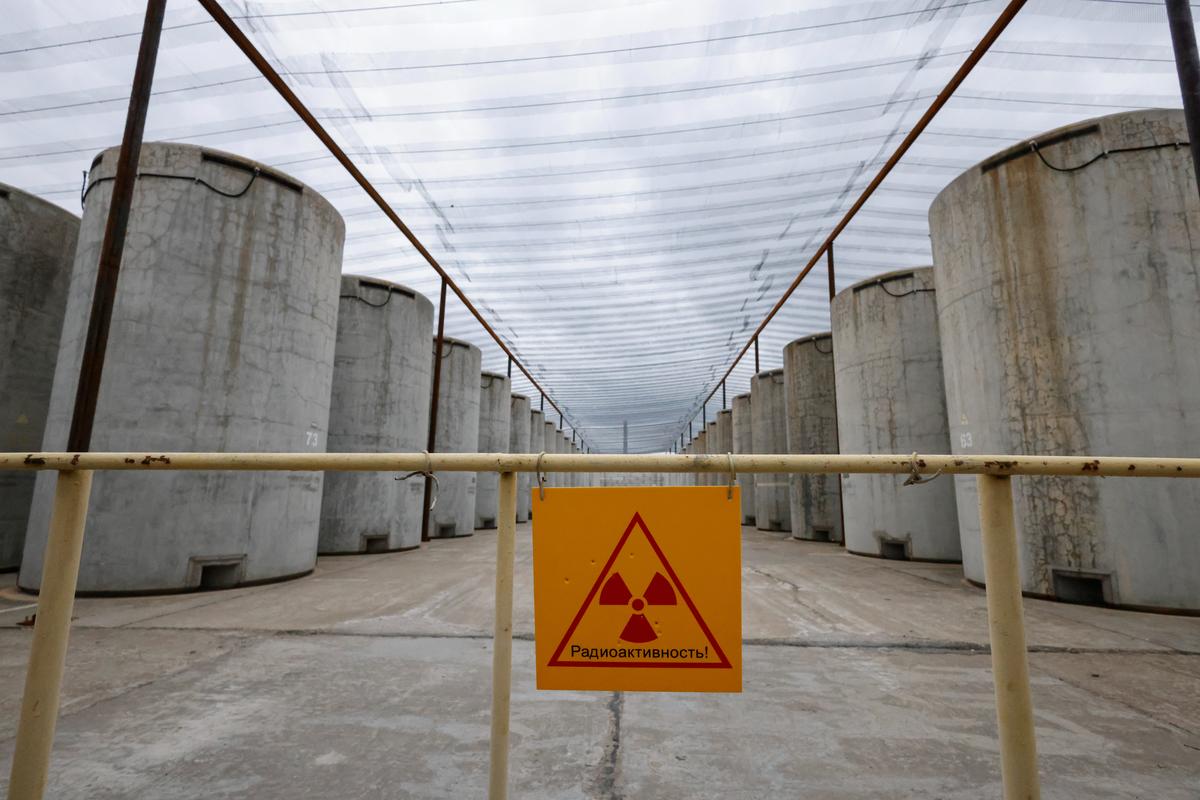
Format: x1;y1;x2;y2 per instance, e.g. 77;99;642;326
3;452;1199;478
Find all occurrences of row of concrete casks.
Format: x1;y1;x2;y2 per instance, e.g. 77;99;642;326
736;109;1200;612
0;141;562;594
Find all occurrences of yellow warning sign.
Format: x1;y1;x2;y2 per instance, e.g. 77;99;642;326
532;486;742;693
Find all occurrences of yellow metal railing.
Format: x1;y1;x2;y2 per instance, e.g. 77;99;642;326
4;450;1200;800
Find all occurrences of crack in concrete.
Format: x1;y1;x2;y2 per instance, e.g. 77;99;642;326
589;691;624;800
0;633;257;747
1036;662;1200;742
745;566;845;627
56;624;1200;656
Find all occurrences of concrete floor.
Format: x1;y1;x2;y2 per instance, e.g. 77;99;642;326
1;526;1198;798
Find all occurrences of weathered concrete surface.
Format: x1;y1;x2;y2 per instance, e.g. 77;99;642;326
832;268;959;562
704;421;719;485
732;393;756;525
1;531;1197;798
931;109;1200;611
541;422;558;488
561;434;575;488
783;334;841;542
428;337;481;539
21;143;343;593
510;395;532;522
751;369;791;532
475;372;511;529
528;409;544;507
0;182;78;572
320;276;433;554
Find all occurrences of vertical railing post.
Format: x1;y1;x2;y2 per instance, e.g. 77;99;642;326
7;470;95;800
488;471;518;800
977;475;1040;800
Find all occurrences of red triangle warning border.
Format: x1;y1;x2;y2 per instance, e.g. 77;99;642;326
547;512;732;670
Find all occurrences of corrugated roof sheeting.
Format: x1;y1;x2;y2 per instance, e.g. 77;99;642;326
0;0;1185;451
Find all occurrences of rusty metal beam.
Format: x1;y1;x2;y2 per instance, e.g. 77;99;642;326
702;0;1028;410
65;0;166;452
1166;0;1200;202
197;0;579;440
826;242;836;302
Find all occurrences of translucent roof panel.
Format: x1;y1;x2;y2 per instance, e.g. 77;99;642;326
0;0;1187;451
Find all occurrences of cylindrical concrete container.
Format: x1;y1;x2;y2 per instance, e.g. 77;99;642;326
427;337;481;539
561;434;574;487
510;394;531;522
783;335;840;541
683;442;693;486
931;109;1200;611
751;369;791;532
543;421;559;488
0;184;78;572
705;421;720;485
21;142;343;593
529;408;544;509
474;372;511;529
693;430;708;487
714;411;733;492
832;269;959;561
732;393;756;525
320;276;433;554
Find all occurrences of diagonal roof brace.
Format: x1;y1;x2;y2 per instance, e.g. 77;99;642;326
197;0;588;450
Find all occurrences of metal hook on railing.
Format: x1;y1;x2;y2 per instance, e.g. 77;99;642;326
726;452;737;500
536;451;547;500
397;449;438;510
903;451;942;486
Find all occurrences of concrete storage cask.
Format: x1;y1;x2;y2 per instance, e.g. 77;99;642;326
320;276;433;554
693;430;708;487
529;408;544;508
427;337;481;539
0;183;78;572
751;369;791;532
700;422;715;484
21;142;343;593
474;372;511;529
714;411;733;485
930;109;1200;611
543;421;559;487
732;393;756;525
510;394;531;522
783;335;841;542
831;269;959;561
561;433;574;487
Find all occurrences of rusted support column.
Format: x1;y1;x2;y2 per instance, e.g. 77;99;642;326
422;278;448;542
977;475;1041;800
826;242;837;301
1166;0;1200;201
66;0;166;452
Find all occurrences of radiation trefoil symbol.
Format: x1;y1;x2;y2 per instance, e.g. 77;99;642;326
547;512;731;669
599;571;676;643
